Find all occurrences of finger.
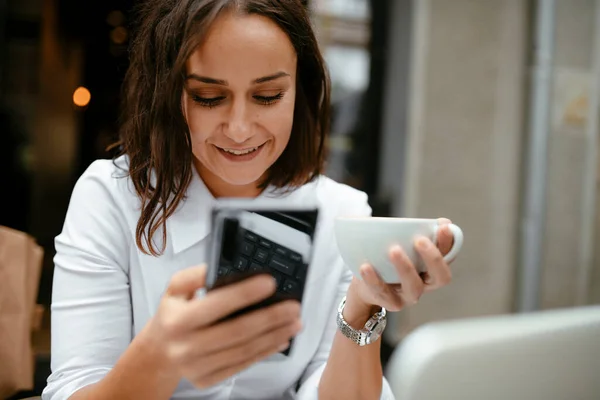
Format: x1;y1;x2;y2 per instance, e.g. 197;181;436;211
166;265;207;300
192;346;282;389
436;219;454;256
389;245;424;304
188;319;302;389
184;274;277;327
415;236;452;290
359;264;387;294
190;300;301;357
360;264;405;310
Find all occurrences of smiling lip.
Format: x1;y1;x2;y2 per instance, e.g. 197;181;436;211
214;142;266;162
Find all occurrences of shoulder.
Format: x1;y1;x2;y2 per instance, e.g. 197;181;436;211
71;155;137;206
58;156;135;270
65;156;139;236
75;155;130;188
298;175;372;218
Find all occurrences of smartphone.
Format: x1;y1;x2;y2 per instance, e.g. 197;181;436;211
206;199;319;354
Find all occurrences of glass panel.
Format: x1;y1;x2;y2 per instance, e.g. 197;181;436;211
309;0;373;186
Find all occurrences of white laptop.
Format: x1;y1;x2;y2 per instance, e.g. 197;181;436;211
385;305;600;400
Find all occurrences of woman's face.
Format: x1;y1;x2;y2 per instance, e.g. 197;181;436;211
183;12;297;197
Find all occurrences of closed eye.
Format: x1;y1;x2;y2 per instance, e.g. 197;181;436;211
254;92;284;105
190;94;226;108
189;92;284;108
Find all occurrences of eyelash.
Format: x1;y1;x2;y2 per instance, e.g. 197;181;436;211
190;92;284;108
190;95;225;109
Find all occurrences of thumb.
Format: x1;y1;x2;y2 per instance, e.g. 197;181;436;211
166;264;207;300
437;224;454;256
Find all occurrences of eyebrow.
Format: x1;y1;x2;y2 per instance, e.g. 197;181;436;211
185;71;290;86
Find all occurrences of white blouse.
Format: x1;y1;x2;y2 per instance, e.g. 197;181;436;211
42;157;395;400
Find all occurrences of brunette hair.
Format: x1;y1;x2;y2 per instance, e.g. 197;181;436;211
114;0;331;256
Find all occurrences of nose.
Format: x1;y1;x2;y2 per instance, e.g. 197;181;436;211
225;99;252;144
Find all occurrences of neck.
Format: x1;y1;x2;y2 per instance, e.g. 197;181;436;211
194;159;263;198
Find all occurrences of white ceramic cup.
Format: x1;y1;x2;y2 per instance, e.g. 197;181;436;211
333;217;464;284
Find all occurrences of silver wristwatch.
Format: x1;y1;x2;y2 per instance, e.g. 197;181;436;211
336;296;387;346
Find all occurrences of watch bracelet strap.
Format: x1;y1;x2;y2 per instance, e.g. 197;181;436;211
337;311;367;345
336;296;386;346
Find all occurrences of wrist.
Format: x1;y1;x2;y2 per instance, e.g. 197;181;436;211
138;320;181;380
343;280;382;329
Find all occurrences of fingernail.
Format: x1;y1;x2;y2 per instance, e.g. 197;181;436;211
360;266;370;278
417;236;429;249
391;244;402;253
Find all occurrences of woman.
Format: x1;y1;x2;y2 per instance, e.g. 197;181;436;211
43;1;454;399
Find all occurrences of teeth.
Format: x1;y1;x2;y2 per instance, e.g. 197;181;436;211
220;146;258;155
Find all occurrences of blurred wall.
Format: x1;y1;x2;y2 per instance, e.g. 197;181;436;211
541;0;600;308
384;0;529;341
587;1;600;305
382;0;600;343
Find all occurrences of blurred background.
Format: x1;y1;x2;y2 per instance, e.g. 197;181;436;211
1;0;600;398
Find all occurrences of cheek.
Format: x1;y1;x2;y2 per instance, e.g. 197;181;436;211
266;97;295;144
185;106;219;149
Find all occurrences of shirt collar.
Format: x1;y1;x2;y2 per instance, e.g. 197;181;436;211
166;168;291;254
166;167;217;254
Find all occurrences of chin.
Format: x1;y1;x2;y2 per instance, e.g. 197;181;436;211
221;170;266;186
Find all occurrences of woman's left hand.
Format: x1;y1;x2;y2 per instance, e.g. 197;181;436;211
345;218;455;318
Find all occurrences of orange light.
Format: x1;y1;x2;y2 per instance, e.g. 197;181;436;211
110;27;128;44
73;87;91;107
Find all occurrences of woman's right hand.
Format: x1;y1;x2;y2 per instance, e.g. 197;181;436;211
146;265;302;389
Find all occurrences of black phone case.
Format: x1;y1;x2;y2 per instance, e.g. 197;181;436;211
206;204;319;356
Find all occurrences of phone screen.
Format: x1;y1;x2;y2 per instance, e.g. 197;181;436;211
206;203;319;336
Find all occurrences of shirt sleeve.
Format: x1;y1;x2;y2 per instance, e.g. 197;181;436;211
296;190;396;400
42;162;133;400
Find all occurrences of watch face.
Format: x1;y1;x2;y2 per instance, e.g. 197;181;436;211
369;330;381;344
366;318;387;344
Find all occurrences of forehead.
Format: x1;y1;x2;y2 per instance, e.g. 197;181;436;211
186;11;297;79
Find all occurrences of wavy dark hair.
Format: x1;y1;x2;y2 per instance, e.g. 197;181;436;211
114;0;331;256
